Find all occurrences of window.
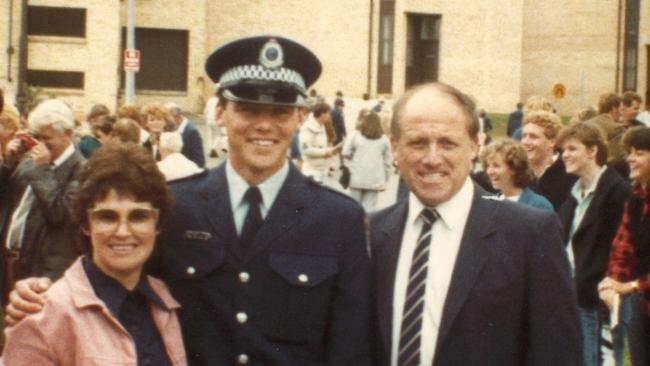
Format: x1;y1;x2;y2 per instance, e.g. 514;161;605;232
27;6;86;38
120;27;189;92
377;0;395;94
26;70;84;89
623;0;640;91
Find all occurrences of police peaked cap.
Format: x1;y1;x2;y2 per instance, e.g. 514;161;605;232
205;35;322;107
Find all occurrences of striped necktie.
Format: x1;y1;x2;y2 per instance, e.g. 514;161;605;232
398;207;439;366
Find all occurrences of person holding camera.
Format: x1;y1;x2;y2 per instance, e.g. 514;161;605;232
1;99;85;297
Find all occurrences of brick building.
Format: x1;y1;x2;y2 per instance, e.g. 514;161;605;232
1;0;648;116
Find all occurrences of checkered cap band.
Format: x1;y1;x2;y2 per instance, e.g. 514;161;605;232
219;65;306;90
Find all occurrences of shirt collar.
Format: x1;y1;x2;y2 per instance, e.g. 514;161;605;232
407;176;475;231
177;118;189;134
52;144;75;167
226;160;290;213
81;255;168;317
571;166;605;200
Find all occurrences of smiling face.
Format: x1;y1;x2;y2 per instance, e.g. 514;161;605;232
561;138;597;177
85;189;158;289
628;147;650;186
391;88;478;206
217;101;304;185
521;123;555;166
484;153;516;193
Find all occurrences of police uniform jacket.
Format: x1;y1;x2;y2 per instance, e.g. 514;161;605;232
152;163;371;366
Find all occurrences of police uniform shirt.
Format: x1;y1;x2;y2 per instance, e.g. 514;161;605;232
226;159;289;235
82;256;172;366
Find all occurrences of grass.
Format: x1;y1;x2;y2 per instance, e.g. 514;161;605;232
487;112;572;139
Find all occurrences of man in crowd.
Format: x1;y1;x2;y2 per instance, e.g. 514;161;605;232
620;91;644;128
167;102;206;167
331;97;346;145
521;110;577;210
370;82;581;366
1;99;85;289
506;102;523;137
6;36;371;366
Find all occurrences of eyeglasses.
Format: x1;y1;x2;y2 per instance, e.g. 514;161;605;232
87;208;159;234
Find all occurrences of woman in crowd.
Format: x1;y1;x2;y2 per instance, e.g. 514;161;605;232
557;122;629;366
110;117;142;144
300;102;338;183
0;109;20;161
599;126;650;366
480;138;553;210
142;104;176;160
77;104;110;158
1;143;187;365
342;111;392;212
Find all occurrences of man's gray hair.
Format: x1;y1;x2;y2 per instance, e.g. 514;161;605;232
165;102;182;117
159;131;184;153
28;99;75;132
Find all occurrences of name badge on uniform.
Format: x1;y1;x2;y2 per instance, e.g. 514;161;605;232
184;230;212;241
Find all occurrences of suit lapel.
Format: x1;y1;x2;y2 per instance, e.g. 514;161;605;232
435;188;495;351
375;200;409;355
244;166;312;262
572;168;615;239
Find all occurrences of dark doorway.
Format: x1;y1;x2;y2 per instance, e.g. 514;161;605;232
405;14;440;88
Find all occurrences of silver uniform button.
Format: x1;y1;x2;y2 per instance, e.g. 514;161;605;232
239;272;250;283
186;266;196;275
237;354;249;364
298;274;308;283
236;312;248;324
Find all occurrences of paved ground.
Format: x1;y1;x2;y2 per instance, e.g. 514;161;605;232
185;107;400;213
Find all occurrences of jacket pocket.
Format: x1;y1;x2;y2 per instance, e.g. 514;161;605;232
256;253;339;343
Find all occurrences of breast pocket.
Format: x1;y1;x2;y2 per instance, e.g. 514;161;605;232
257;253;339;343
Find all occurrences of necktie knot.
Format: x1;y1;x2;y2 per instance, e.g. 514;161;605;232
245;186;262;206
420;207;438;226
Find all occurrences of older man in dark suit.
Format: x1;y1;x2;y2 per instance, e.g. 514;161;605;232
2;99;84;287
370;82;581;366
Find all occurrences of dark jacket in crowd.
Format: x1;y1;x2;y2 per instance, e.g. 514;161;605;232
330;108;346;145
507;108;523;137
558;167;630;308
530;157;578;211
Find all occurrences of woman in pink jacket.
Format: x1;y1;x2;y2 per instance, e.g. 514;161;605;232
2;143;187;366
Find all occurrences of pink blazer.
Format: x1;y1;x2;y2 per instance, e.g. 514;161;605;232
1;258;187;365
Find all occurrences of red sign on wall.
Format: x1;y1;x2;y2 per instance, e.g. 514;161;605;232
124;49;140;72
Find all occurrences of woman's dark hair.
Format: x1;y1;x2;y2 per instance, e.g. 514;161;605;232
312;102;330;118
623;126;650;152
359;112;383;140
74;143;173;249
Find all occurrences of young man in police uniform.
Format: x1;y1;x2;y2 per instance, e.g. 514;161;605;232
6;36;371;366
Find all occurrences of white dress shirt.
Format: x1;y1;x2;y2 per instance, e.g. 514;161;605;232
226;160;289;235
391;178;474;366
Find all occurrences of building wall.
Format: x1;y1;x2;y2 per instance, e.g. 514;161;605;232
206;0;374;100
521;1;621;115
396;0;524;113
121;0;208;112
1;0;27;108
21;0;121;117
2;1;648;116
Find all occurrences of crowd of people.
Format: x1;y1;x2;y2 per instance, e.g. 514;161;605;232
0;34;649;366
